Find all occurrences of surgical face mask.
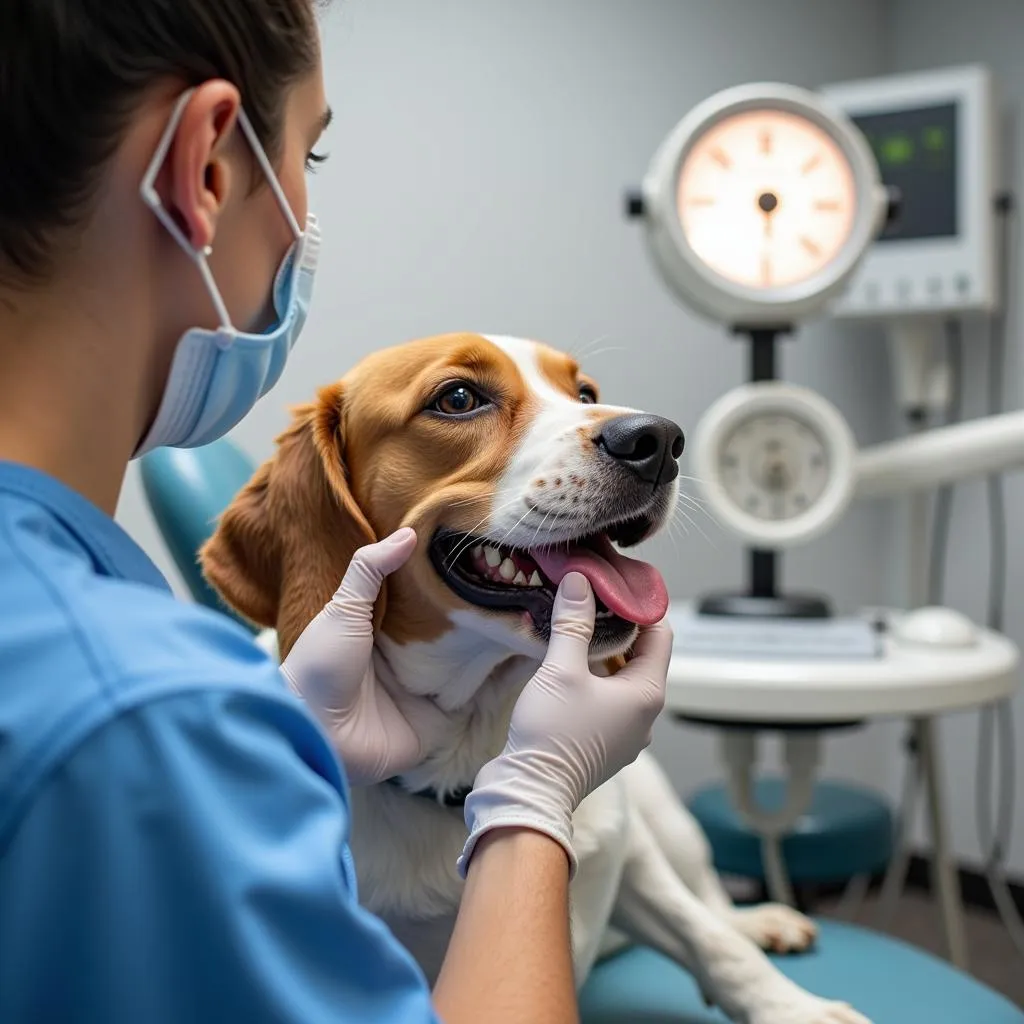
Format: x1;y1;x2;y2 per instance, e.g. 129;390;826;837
133;88;321;458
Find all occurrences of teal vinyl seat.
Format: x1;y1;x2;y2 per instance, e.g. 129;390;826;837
688;777;894;884
139;439;257;631
579;920;1023;1023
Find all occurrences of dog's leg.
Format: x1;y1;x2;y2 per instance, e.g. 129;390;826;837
621;752;817;954
610;805;871;1024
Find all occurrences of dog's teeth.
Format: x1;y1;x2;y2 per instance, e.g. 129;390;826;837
529;571;543;587
484;546;502;567
513;570;528;586
499;558;517;581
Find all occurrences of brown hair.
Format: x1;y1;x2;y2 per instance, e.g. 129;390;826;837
0;0;323;286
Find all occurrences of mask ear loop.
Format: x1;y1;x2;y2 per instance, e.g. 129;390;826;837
235;111;303;241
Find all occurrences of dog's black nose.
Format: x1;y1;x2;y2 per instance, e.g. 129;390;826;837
597;414;685;486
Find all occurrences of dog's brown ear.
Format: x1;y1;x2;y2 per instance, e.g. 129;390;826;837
200;461;282;628
201;381;380;656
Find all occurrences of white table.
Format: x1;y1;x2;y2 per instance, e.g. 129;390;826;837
664;603;1020;970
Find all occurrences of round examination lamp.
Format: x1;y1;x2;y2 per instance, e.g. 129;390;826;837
626;83;888;618
630;82;887;328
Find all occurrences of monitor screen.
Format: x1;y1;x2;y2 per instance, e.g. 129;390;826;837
850;102;958;242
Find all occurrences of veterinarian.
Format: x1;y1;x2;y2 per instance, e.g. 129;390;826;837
0;2;673;1021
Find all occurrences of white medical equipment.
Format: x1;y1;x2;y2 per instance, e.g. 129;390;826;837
821;65;999;321
625;70;1024;967
693;381;1024;549
627;82;893;619
672;69;1010;657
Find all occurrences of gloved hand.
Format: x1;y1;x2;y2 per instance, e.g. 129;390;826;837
280;528;450;786
458;571;673;878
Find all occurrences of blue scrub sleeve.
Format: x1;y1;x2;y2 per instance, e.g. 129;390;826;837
0;687;443;1024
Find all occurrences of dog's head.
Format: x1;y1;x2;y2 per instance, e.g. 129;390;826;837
202;333;683;668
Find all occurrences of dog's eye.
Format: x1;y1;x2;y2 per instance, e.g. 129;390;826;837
579;384;598;405
434;385;482;416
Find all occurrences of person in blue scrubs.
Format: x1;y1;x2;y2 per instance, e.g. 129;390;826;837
0;2;674;1022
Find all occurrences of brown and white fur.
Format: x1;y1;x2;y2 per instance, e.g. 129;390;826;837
202;333;869;1024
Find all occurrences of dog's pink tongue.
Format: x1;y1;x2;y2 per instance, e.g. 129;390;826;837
531;537;668;626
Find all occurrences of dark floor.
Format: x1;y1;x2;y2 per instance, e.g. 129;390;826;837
817;890;1024;1009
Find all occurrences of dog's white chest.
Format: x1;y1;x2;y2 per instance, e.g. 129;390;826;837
350;773;631;986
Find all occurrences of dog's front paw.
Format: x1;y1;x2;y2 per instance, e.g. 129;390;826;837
729;903;817;953
749;990;872;1024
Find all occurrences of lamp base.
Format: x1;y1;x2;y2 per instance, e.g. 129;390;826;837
697;592;832;619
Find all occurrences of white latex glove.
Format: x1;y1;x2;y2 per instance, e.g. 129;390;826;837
458;571;672;878
280;528;450;786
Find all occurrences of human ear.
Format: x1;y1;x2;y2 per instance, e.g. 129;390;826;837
164;81;242;252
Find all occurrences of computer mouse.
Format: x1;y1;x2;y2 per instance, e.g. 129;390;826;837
892;606;978;648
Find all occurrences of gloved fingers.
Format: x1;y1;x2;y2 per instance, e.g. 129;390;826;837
283;529;417;722
326;527;417;617
341;693;449;785
330;725;399;788
387;688;453;762
612;618;673;704
543;572;597;667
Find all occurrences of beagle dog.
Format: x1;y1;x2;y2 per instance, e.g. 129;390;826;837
202;333;869;1024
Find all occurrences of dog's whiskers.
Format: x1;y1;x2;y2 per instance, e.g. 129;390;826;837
445;494;490;510
670;503;715;547
493;505;541;552
574;345;628;363
671;485;715;522
529;508;554;549
664;517;683;555
441;496;530;572
677;495;708;515
676;497;713;526
569;333;611;362
673;487;711;513
442;518;492;574
676;473;712;494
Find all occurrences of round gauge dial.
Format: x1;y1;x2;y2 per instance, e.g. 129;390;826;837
692;382;858;548
676;109;857;290
719;411;830;522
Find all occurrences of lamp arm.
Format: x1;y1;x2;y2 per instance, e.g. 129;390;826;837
855;410;1024;499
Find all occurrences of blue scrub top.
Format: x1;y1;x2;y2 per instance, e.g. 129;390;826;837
0;462;441;1023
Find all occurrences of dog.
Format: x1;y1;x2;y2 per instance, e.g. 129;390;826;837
201;333;869;1024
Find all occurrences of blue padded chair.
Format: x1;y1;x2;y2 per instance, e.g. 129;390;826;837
139;439;257;631
579;920;1023;1022
688;777;894;886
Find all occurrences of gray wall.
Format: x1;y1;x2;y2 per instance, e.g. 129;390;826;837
115;1;1023;871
